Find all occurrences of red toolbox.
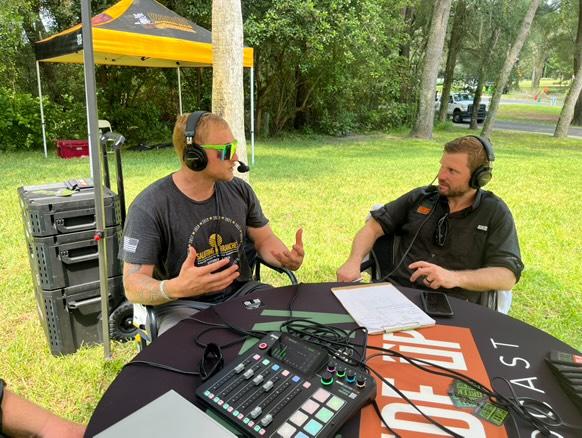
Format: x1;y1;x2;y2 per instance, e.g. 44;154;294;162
56;140;89;159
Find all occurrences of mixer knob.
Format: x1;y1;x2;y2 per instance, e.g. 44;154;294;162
336;366;346;378
356;375;367;388
321;371;334;386
326;361;336;373
346;370;356;384
234;363;245;374
243;369;254;380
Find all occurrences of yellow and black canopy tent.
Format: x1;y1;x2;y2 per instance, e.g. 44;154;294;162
34;0;255;156
35;0;254;67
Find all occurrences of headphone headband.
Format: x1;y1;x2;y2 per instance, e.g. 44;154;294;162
185;111;208;145
466;135;495;189
183;111;209;171
468;135;495;162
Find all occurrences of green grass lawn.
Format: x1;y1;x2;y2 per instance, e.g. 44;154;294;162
1;128;581;425
496;103;562;124
512;78;571;97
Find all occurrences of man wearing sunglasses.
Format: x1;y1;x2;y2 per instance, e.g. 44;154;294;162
121;112;304;333
337;135;523;305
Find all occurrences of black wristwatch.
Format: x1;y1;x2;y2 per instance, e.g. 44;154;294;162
0;378;6;434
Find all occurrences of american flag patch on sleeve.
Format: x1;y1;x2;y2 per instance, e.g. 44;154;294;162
123;236;139;253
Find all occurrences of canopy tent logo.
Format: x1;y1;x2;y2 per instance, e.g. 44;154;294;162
92;13;114;26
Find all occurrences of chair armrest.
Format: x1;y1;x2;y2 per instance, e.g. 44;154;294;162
478;290;513;314
360;259;373;273
147;305;158;339
255;256;298;285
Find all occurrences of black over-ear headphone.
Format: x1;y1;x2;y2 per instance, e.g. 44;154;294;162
183;111;209;171
467;135;495;189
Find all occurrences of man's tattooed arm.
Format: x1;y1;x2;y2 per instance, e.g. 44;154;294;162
123;262;172;305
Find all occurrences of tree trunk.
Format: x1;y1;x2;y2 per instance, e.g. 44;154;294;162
470;75;484;129
531;54;545;90
481;0;541;138
471;27;500;129
410;0;453;139
212;0;248;181
574;87;582;126
572;0;582;126
293;66;307;130
554;57;582;137
399;7;416;58
438;0;466;123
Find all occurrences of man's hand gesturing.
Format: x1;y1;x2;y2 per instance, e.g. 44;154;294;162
171;246;240;299
271;228;304;271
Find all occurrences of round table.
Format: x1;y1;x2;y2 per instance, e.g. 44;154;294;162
86;283;581;437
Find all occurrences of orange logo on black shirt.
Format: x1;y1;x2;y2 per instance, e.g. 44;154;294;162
417;205;432;215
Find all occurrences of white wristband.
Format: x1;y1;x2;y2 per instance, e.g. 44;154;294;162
159;280;174;301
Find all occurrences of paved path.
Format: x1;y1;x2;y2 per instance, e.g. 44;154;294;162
457;119;582;138
494;120;582;138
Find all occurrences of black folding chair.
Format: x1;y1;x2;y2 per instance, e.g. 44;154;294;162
133;238;298;350
359;227;510;313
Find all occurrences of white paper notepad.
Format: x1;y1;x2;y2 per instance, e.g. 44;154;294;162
331;282;435;334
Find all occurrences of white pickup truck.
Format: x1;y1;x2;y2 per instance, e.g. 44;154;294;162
435;93;488;123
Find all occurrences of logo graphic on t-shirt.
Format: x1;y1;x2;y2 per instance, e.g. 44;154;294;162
189;216;244;266
209;233;223;248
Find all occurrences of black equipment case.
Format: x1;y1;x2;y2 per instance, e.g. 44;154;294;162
18;133;133;355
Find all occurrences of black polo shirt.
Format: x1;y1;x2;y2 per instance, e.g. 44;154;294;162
371;186;524;303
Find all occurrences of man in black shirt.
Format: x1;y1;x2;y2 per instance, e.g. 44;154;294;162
337;136;523;304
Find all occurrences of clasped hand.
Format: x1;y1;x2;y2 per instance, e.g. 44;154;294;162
409;261;459;289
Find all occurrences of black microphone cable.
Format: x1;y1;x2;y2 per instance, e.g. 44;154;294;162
362;343;581;437
290;319;578;437
379;178;440;284
379;202;436;283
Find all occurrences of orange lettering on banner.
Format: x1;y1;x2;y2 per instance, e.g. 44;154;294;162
360;326;508;438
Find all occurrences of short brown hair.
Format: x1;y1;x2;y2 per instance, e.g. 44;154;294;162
444;136;489;173
172;112;229;163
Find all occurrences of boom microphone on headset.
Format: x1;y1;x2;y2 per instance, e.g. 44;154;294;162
236;161;250;173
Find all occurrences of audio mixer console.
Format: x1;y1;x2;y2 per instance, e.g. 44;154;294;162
196;332;376;437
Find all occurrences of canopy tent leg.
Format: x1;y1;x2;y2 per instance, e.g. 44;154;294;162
177;65;183;115
81;0;111;360
250;67;255;165
36;61;48;158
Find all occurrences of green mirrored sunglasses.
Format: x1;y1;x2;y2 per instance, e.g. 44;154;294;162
200;140;238;160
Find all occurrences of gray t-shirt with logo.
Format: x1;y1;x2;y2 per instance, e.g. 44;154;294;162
120;175;268;299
